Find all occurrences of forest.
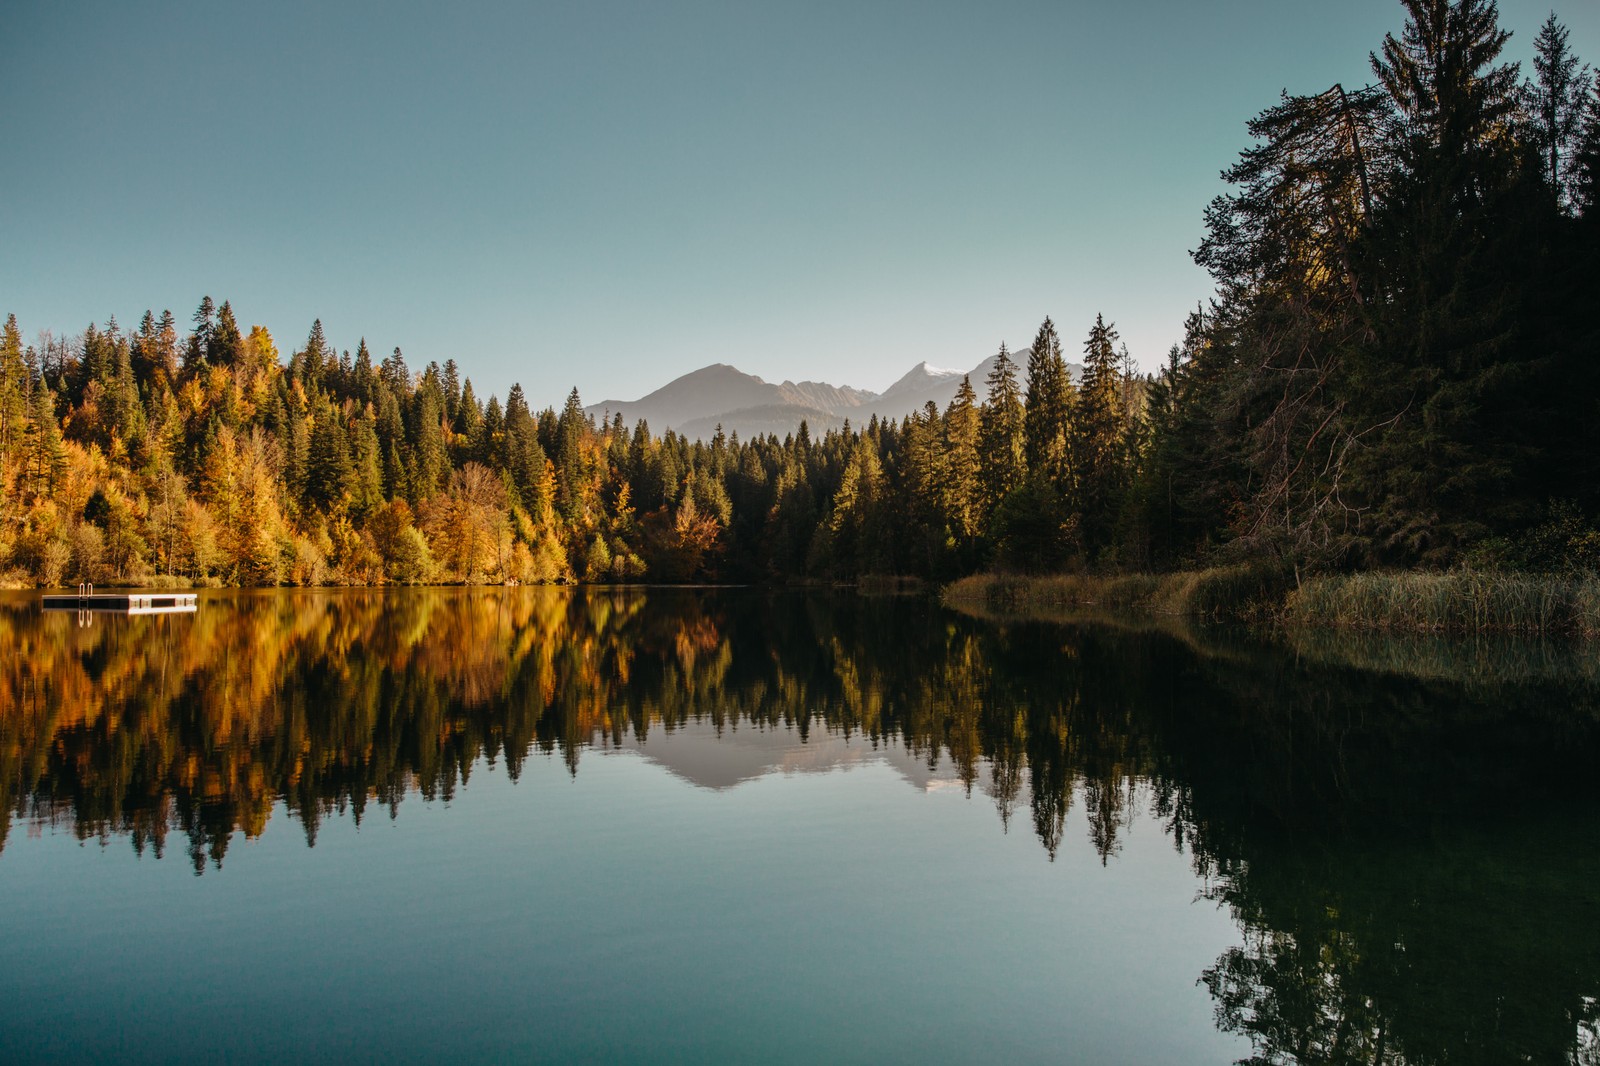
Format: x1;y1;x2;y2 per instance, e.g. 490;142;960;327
1;0;1597;588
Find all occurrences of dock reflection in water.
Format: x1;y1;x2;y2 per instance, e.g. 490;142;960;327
0;586;1596;1065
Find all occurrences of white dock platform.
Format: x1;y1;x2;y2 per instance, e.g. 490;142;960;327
41;590;199;614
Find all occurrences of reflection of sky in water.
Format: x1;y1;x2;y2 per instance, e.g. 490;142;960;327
608;718;985;793
0;735;1244;1065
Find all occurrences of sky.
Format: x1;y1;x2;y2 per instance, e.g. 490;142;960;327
3;0;1597;409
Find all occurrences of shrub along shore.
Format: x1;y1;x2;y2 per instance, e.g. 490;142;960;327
941;568;1600;638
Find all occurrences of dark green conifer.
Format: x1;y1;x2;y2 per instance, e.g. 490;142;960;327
1023;318;1072;487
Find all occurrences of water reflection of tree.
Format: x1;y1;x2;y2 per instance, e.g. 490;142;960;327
0;589;1187;867
1;589;1598;1062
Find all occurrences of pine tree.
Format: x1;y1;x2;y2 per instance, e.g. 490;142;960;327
353;338;377;404
442;359;461;423
0;314;26;467
349;405;386;520
285;404;311;502
307;404;355;511
1526;12;1591;210
154;309;179;385
456;378;484;461
381;346;410;397
554;387;587;523
1074;315;1125;554
825;438;885;577
408;380;448;502
901;401;949;573
943;376;982;547
1577;73;1600;216
1023;318;1072;487
24;385;65;496
1357;0;1537;561
978;343;1026;513
210;301;243;366
298;319;331;392
186;296;214;371
505;404;549;515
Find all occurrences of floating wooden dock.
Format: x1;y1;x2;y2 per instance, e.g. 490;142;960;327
42;585;198;614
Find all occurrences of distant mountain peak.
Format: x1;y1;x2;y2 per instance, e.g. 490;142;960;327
878;360;965;402
584;353;1037;442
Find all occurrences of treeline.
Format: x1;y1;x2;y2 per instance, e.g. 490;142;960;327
2;0;1598;587
0;298;1146;584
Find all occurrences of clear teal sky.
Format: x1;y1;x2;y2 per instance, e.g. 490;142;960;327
3;1;1595;408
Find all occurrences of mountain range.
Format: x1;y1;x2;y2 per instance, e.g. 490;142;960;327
587;354;1083;441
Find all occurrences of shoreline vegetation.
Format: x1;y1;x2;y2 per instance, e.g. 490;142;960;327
942;567;1600;638
2;2;1597;612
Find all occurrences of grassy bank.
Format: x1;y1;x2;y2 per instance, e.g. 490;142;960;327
943;567;1600;637
1283;571;1600;638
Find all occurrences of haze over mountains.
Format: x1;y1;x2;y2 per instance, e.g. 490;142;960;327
587;354;1083;441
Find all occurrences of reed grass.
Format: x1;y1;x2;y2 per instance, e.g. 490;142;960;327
944;566;1600;637
1283;571;1600;637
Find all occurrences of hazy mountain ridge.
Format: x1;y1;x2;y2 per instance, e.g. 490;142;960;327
677;404;846;443
586;354;1083;441
776;379;874;412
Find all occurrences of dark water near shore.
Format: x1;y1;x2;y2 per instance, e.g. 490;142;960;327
1;587;1597;1064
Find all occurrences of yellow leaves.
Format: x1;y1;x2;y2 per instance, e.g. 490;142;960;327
244;324;279;368
204;364;231;403
58;440;108;520
178;377;206;422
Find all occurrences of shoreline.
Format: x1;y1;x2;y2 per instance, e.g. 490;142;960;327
942;567;1600;639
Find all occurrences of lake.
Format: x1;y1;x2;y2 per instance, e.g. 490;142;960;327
1;587;1597;1064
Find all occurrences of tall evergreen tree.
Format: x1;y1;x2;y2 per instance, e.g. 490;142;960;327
1576;73;1600;216
943;376;982;548
0;314;26;466
554;387;588;523
978;343;1026;512
1526;12;1591;209
1357;0;1539;560
442;359;461;423
1023;318;1072;487
209;301;243;366
187;296;214;371
306;403;355;511
1074;315;1126;555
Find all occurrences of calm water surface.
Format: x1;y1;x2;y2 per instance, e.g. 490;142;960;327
1;588;1597;1064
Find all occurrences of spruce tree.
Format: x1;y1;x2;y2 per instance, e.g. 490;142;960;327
349;406;386;519
1573;73;1600;216
456;379;484;461
943;376;982;547
210;301;243;366
978;343;1026;512
442;359;461;423
307;404;355;511
1359;0;1536;560
187;296;214;371
0;314;26;466
1023;318;1072;487
555;387;587;522
1074;315;1125;554
25;385;66;496
1526;12;1591;210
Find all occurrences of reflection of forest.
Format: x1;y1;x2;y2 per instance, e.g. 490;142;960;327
2;588;1597;1064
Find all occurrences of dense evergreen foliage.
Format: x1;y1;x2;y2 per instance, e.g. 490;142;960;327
2;0;1596;587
